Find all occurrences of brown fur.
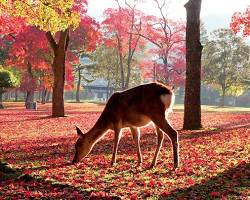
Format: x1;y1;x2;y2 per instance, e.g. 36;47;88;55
73;82;179;169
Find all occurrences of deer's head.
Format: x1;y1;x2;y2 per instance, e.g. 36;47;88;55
72;127;93;164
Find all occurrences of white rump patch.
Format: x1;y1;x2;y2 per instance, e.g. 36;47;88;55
160;93;175;113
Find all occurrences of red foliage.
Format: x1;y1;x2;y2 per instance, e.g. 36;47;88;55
70;17;102;52
0;14;26;36
0;103;249;199
230;6;250;36
6;27;53;92
7;27;50;70
102;6;146;55
140;13;186;86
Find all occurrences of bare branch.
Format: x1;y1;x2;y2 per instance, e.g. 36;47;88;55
115;0;122;9
137;33;162;48
125;0;137;10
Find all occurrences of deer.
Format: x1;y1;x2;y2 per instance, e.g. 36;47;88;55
72;82;179;169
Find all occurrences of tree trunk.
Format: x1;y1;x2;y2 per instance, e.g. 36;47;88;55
52;49;66;116
0;89;4;109
46;29;69;117
125;59;131;89
183;0;203;130
106;66;111;100
25;62;35;109
220;86;225;107
46;91;51;103
38;90;41;102
163;58;170;85
15;89;18;102
116;33;125;90
76;68;81;102
25;91;34;107
41;88;47;104
4;92;9;101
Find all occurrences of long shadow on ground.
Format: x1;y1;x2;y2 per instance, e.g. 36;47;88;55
160;162;250;200
0;161;121;200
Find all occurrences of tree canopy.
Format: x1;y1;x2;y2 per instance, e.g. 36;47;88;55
202;28;250;106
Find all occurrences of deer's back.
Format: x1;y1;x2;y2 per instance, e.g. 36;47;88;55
103;83;172;125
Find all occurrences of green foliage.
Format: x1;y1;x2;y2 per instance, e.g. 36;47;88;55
202;28;250;96
0;67;20;90
93;45;142;89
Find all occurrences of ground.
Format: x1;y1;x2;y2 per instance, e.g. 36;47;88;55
0;103;249;199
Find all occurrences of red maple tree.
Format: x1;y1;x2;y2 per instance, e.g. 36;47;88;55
6;27;52;105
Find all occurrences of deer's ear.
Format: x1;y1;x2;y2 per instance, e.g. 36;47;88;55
76;126;84;138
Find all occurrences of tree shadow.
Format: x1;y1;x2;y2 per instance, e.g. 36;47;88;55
181;122;250;140
0;161;121;199
159;162;250;199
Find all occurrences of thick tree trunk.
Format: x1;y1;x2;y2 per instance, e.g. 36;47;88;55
46;29;69;117
76;68;81;102
25;91;34;108
52;50;66;116
183;0;203;130
25;62;35;109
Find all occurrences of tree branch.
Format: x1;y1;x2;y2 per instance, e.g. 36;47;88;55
46;31;58;52
58;28;69;51
65;29;70;51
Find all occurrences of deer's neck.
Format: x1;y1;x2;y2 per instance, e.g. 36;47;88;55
86;114;111;144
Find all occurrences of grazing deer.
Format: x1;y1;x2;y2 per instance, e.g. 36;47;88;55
72;82;179;169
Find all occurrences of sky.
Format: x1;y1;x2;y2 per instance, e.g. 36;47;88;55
87;0;249;33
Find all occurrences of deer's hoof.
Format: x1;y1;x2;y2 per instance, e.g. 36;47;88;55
136;162;142;167
173;164;179;170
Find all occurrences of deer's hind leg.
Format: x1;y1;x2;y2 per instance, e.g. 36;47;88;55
130;127;143;166
151;114;179;169
150;126;164;168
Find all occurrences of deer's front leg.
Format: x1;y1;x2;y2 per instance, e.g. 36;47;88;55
150;126;164;168
130;127;142;166
151;115;179;169
111;126;121;166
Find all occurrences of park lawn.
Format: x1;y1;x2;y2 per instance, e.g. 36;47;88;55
0;102;249;199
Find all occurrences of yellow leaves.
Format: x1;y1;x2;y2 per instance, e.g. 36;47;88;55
0;0;7;5
0;0;8;14
2;0;81;33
